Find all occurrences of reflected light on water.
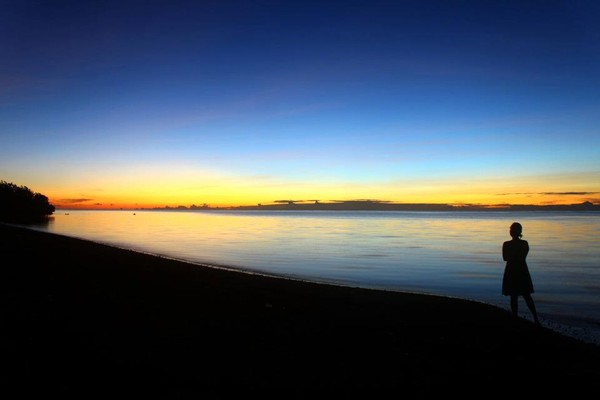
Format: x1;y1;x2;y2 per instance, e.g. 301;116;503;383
31;209;600;344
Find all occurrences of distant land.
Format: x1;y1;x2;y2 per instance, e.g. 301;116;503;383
138;200;600;212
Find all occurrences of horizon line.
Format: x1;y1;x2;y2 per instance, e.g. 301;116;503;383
53;200;599;211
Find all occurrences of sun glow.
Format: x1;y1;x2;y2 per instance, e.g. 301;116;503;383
44;170;600;210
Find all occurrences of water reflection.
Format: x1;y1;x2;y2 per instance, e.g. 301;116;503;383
27;209;600;343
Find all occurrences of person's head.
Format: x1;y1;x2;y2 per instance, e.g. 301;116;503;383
509;222;523;238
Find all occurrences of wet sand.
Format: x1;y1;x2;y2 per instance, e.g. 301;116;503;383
1;224;599;395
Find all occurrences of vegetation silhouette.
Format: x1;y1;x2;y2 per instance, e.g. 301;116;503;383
0;180;55;223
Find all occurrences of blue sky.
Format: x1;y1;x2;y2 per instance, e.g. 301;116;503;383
1;0;599;208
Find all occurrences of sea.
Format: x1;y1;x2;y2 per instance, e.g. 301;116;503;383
19;209;600;345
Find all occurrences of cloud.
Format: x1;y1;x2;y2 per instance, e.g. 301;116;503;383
496;191;600;196
540;192;600;195
58;198;94;204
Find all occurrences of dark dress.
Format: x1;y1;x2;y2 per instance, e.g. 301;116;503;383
502;238;534;296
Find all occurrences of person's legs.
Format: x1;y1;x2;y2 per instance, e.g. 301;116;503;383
523;294;540;326
510;295;518;318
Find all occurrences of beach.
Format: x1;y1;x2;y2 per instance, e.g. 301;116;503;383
1;224;599;395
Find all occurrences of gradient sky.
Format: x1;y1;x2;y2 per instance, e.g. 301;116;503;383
1;0;599;209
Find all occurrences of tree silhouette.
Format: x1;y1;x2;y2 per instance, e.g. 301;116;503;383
0;180;55;222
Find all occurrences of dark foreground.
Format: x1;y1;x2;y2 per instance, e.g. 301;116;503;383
1;224;599;396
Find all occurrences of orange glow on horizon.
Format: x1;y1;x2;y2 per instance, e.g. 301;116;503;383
22;170;600;210
47;192;599;210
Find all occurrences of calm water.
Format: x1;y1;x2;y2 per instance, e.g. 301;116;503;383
22;209;600;345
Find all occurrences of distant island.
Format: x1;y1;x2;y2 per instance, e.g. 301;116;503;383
143;200;600;212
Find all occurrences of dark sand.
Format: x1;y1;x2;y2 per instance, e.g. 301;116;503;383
1;224;599;396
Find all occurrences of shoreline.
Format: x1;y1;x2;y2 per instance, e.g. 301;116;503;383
18;209;600;346
2;224;599;394
90;248;600;347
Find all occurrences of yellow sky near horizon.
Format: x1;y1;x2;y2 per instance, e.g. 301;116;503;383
29;169;599;209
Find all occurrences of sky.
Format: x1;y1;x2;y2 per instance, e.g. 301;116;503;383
1;0;599;209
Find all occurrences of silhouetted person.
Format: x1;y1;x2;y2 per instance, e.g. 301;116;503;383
502;222;540;326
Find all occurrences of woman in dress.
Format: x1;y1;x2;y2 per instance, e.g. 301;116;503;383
502;222;540;326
